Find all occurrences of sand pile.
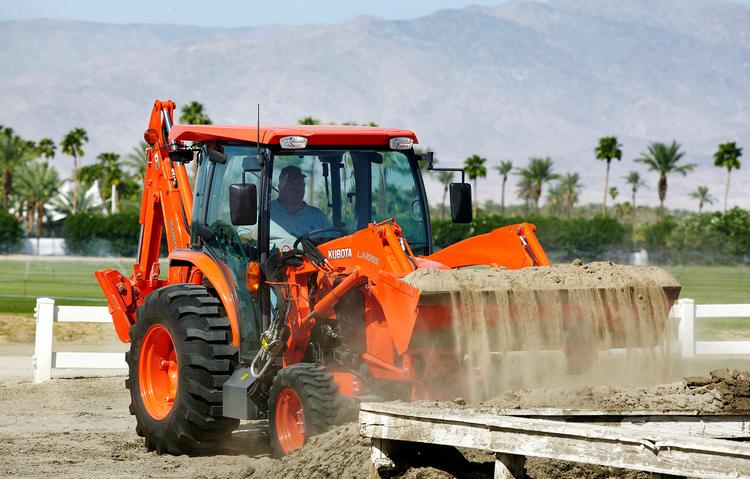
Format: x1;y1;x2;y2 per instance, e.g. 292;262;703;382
403;261;679;293
248;423;370;479
473;368;750;413
403;261;680;400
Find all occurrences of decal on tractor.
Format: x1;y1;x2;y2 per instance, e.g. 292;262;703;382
327;248;353;260
357;251;380;265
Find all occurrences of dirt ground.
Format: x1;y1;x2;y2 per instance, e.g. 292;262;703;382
0;261;746;478
2;366;750;479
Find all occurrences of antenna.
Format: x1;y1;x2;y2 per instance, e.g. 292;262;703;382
257;104;260;156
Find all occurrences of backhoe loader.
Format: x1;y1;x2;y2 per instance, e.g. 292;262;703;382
96;100;679;456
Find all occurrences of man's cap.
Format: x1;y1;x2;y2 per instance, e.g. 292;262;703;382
279;165;307;183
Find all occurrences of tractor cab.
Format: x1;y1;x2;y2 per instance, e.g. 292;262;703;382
173;124;469;362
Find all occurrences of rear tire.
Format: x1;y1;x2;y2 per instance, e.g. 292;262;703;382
126;284;239;455
268;363;352;457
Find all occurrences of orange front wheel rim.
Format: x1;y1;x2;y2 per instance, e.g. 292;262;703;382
275;388;305;453
139;324;178;420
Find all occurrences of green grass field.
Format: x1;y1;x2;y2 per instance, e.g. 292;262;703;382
664;265;750;340
0;257;128;315
0;258;747;339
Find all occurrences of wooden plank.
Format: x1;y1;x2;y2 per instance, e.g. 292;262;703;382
56;306;111;323
52;352;127;369
581;416;750;440
696;341;750;355
361;409;492;450
696;304;750;318
361;408;750;479
488;419;750;479
494;453;525;479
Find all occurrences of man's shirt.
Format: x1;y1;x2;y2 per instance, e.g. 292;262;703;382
270;199;331;237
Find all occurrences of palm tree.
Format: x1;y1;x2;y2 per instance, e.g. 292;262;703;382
713;141;742;212
464;155;487;216
609;187;619;206
546;183;566;217
61;127;88;180
61;127;88;212
79;152;125;204
636;141;695;219
689;186;714;213
609;187;619;203
298;116;321;125
179;101;212;125
595;136;622;216
15;160;60;238
36;138;56;162
517;157;558;210
494;160;513;215
52;182;104;217
436;170;454;220
0;128;36;209
125;141;148;181
516;174;535;214
557;173;582;217
625;171;647;224
180;101;212;185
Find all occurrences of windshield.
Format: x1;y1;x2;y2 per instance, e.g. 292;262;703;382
271;149;428;254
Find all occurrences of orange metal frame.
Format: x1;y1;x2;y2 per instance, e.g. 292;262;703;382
267;219;547;397
95;100;241;347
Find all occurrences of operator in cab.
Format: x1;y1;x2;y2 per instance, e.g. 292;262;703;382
271;165;331;237
238;165;331;248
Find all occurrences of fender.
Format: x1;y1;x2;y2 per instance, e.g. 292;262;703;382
169;249;242;348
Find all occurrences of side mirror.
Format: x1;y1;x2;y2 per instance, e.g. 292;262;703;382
450;183;472;224
229;183;257;226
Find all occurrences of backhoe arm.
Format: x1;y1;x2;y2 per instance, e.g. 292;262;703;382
95;99;194;342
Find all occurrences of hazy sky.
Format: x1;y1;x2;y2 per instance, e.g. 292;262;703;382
0;0;516;27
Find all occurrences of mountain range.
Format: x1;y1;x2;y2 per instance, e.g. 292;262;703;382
1;0;748;210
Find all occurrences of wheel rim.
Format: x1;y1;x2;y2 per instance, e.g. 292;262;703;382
275;387;305;453
139;324;178;420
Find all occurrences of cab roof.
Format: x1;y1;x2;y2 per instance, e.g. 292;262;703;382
169;124;418;147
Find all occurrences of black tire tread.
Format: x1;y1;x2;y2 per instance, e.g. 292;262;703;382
267;363;356;457
126;284;239;455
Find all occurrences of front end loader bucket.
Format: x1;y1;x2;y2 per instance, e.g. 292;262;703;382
403;262;681;356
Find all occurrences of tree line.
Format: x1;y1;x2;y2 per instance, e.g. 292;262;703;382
0;101;216;240
0;100;745;257
435;137;743;221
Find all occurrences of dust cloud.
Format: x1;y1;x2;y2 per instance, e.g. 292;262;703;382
404;261;681;401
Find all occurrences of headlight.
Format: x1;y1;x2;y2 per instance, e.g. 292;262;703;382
280;136;308;149
389;137;413;150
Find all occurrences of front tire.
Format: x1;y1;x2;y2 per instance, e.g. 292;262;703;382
268;363;350;456
126;284;239;455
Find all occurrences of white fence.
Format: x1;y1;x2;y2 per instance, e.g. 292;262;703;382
31;297;750;382
33;297;126;383
673;298;750;358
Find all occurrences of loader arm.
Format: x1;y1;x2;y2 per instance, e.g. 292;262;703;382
95;100;194;342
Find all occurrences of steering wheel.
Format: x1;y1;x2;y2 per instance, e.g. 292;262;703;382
293;227;349;248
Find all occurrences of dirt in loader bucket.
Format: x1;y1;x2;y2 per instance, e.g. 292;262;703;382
402;260;681;401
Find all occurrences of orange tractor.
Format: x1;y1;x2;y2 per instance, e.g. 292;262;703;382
96;100;677;456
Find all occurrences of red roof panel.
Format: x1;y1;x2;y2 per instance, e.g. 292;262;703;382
169;124;418;146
